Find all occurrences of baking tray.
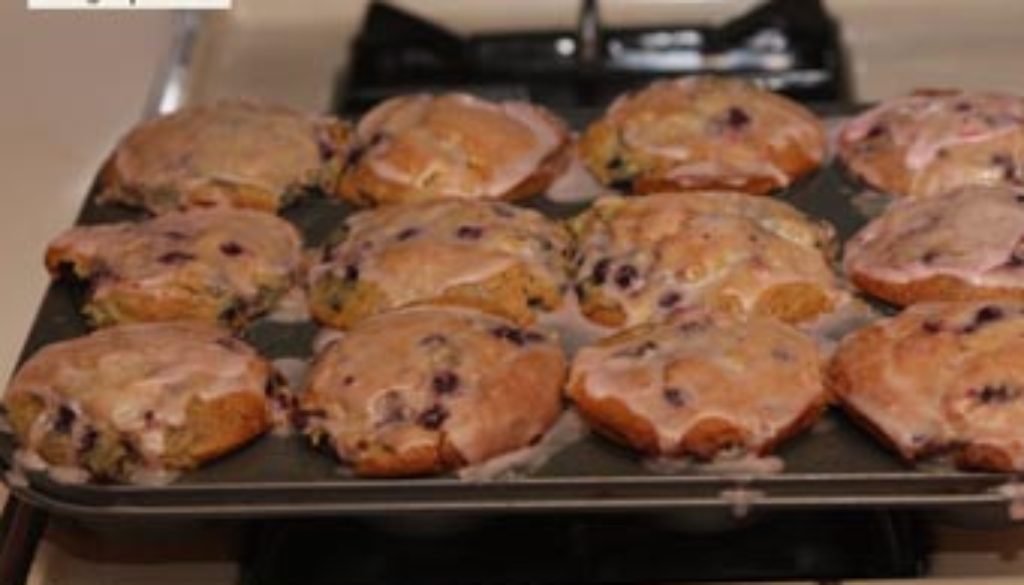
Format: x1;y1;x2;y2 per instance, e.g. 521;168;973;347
1;105;1021;521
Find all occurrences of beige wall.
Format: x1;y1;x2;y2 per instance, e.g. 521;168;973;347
0;5;177;381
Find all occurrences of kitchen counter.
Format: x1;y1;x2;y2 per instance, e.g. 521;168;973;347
5;1;1024;583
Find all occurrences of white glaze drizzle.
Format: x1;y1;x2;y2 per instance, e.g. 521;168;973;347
797;296;883;357
823;114;849;159
271;357;309;392
12;449;93;486
126;467;181;487
849;189;894;220
719;486;765;519
263;285;310;323
645;453;785;476
312;328;346;354
997;482;1024;521
536;290;615;356
457;409;586;482
4;469;28;489
544;152;609;203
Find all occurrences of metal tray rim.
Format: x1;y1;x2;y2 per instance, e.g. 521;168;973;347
4;33;1022;518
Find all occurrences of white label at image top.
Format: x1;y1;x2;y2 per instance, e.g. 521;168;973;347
29;0;231;9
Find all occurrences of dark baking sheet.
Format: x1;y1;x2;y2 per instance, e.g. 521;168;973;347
1;107;1020;520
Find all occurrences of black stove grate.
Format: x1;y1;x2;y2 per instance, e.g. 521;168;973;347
240;511;929;584
334;0;851;114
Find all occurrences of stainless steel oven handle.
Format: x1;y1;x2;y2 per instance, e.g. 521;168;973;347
143;10;202;118
577;0;601;70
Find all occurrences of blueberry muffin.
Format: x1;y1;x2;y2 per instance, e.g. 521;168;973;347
308;199;571;329
569;191;841;328
578;76;826;195
337;93;571;205
838;89;1024;198
98;99;351;213
569;310;826;459
845;185;1024;306
46;209;303;327
829;301;1024;471
4;322;275;482
300;305;566;477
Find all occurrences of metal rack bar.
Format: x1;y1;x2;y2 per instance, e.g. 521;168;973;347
0;497;49;585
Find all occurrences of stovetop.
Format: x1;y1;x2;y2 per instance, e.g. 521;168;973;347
334;0;850;115
266;5;927;585
241;511;929;584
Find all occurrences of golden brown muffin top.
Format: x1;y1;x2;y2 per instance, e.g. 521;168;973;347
311;199;571;310
845;185;1024;288
6;322;270;463
571;191;840;327
47;209;303;320
831;301;1024;468
570;310;824;455
103;99;346;212
587;76;825;189
839;90;1024;198
303;305;565;467
349;93;569;199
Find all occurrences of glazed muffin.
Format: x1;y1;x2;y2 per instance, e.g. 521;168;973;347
838;89;1024;198
308;199;571;329
830;301;1024;472
569;310;826;459
845;185;1024;306
98;99;351;213
337;93;571;205
300;305;566;477
46;209;303;328
4;322;275;482
569;191;841;328
578;76;826;195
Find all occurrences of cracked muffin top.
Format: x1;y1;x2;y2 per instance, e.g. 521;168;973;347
300;305;566;477
308;199;571;328
569;191;841;328
46;208;303;327
838;89;1024;198
569;309;826;458
845;184;1024;306
579;76;826;195
337;93;571;205
99;99;351;213
830;300;1024;472
4;322;274;482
